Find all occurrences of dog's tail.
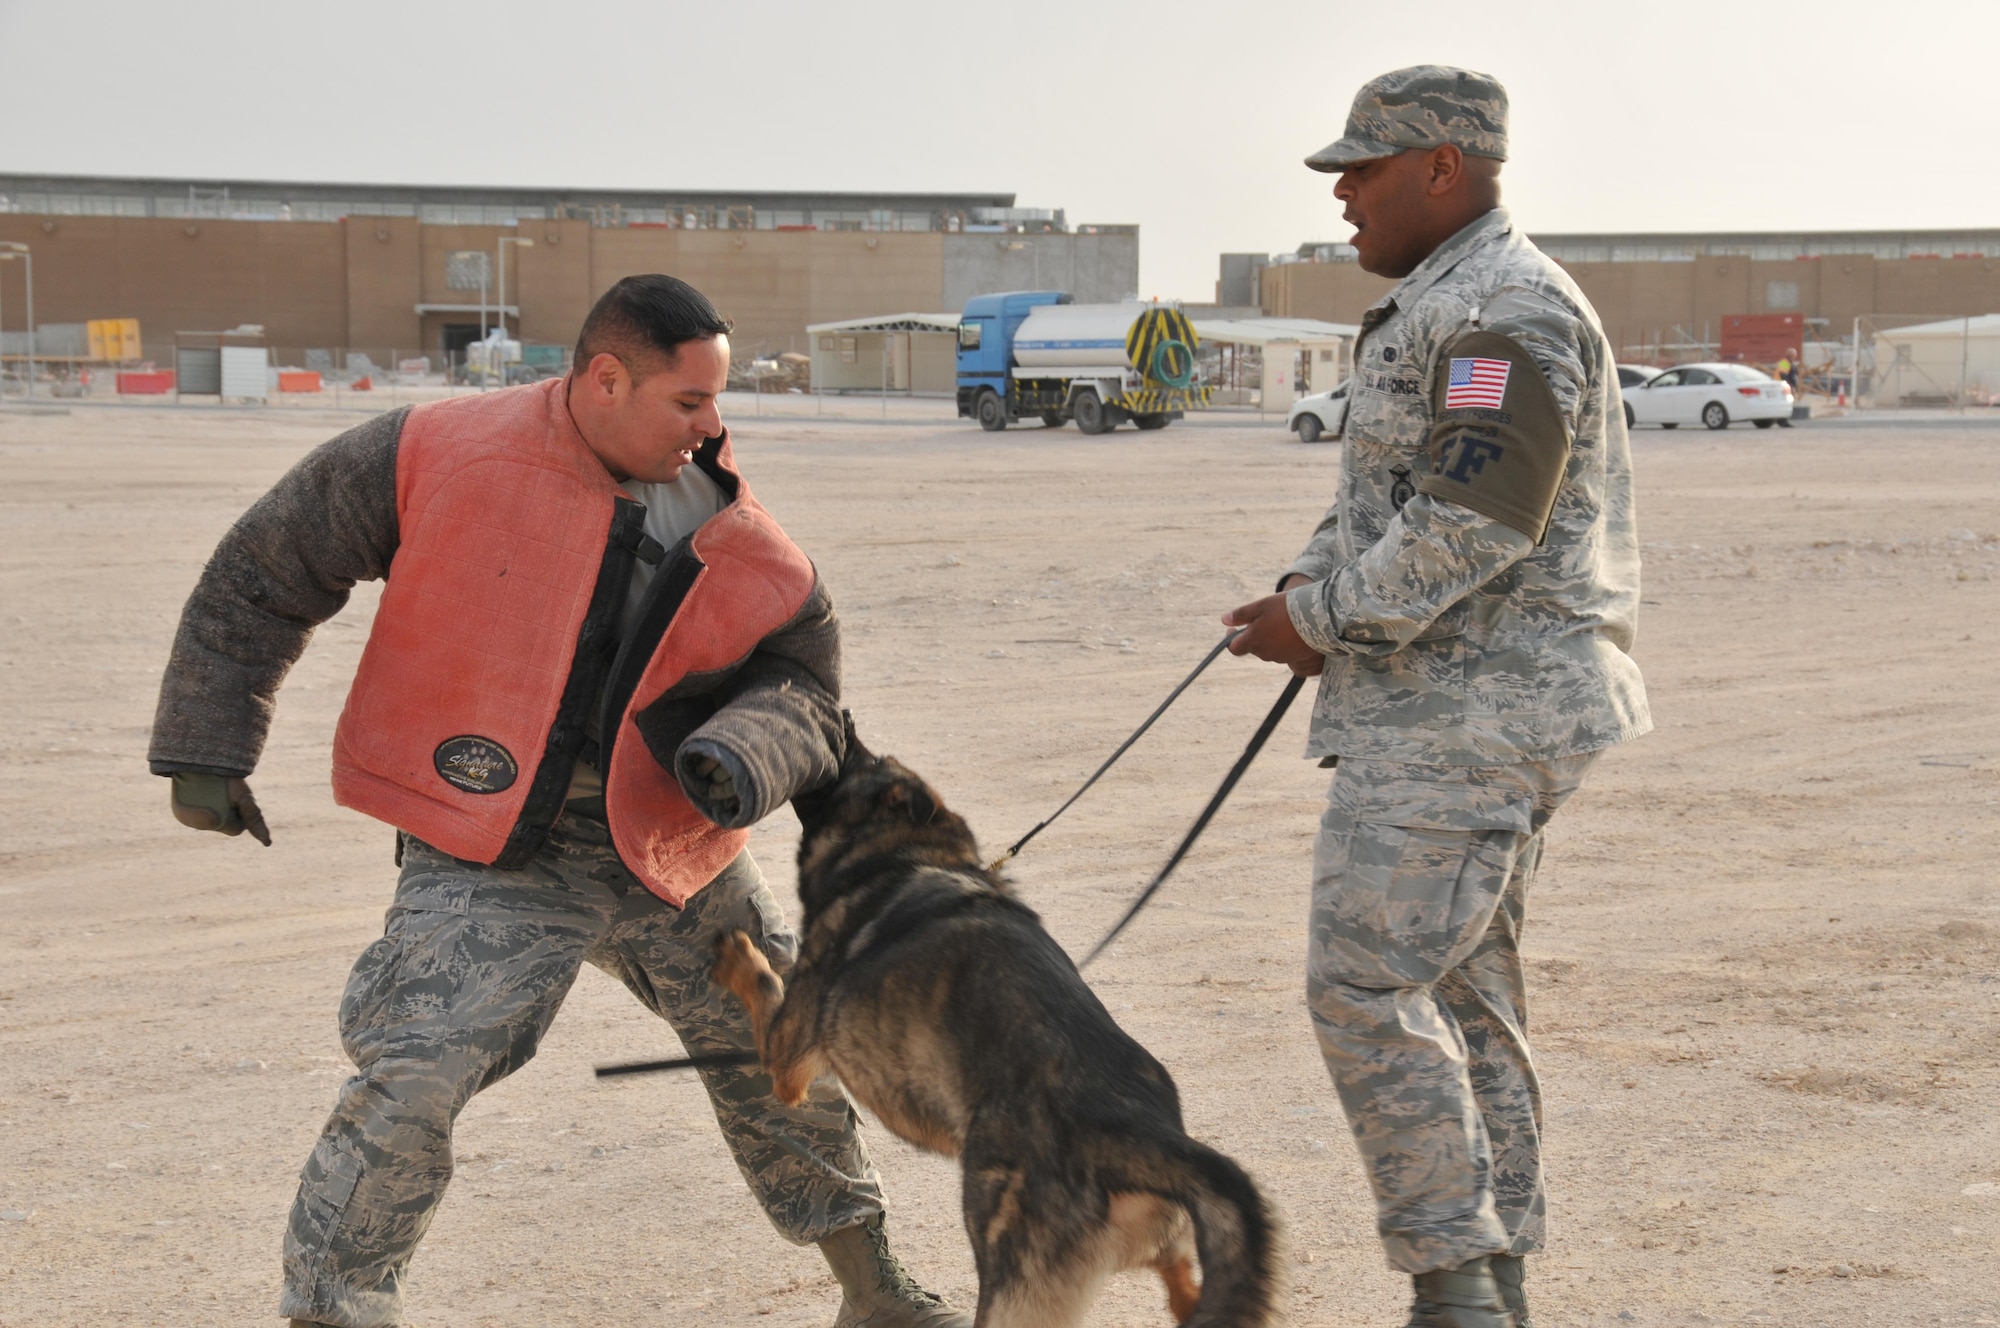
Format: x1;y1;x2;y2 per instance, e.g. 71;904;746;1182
1102;1130;1280;1328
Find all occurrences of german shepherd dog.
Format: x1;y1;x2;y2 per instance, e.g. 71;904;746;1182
711;727;1279;1327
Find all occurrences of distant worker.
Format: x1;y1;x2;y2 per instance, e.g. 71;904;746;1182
1779;348;1800;394
1220;67;1651;1327
149;275;967;1328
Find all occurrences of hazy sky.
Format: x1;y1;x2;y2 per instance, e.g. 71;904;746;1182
2;0;1994;300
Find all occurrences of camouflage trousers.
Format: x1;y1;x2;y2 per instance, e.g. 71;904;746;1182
280;814;883;1328
1304;753;1596;1274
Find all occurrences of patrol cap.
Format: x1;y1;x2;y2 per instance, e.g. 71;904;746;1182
1305;65;1508;171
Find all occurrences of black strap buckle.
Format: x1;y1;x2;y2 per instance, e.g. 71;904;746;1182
615;526;666;566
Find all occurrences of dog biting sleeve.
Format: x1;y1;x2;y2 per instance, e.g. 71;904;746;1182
1417;330;1570;543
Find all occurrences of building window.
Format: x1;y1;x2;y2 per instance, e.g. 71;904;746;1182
1766;280;1801;310
818;336;835;351
839;337;858;365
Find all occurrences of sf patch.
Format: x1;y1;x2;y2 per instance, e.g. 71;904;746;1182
1419;329;1571;542
434;735;519;794
1438;433;1506;484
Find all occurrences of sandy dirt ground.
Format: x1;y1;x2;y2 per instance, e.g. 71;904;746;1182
2;397;1997;1328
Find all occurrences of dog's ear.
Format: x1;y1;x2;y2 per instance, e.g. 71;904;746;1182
883;779;940;827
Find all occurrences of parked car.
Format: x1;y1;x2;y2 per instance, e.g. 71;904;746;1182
1288;379;1350;442
1622;361;1794;430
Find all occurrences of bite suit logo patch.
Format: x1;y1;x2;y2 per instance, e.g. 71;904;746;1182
433;736;519;794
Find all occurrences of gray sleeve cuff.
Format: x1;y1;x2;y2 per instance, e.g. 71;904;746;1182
1280;551;1339;590
675;736;764;829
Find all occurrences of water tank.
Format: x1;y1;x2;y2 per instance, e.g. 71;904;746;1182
1011;303;1147;369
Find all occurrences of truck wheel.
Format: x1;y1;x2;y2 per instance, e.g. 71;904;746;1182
1072;389;1110;435
975;390;1006;432
1295;413;1322;443
1133;413;1169;431
1040;411;1066;428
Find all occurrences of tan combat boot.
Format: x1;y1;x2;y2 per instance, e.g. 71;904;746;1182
818;1213;971;1328
1405;1255;1517;1328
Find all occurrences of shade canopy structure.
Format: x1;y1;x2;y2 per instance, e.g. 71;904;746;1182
805;312;962;336
806;312;961;395
1190;317;1359;411
1869;313;2000;407
1189;316;1361;346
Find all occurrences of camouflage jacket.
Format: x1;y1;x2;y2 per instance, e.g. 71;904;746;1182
1282;208;1651;764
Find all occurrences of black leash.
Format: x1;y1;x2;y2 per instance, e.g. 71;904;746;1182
594;640;1305;1078
596;1049;760;1079
986;628;1242;873
1078;671;1306;968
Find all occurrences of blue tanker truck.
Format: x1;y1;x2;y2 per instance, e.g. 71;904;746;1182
954;290;1210;433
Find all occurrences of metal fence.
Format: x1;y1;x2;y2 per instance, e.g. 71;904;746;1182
1610;315;2000;411
1;344;573;405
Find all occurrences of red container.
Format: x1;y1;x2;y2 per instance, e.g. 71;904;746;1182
116;370;175;394
1720;314;1803;364
277;371;322;393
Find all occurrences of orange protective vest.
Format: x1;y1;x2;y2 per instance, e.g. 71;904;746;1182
330;378;814;905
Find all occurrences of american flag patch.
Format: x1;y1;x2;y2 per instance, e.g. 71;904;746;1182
1445;356;1510;410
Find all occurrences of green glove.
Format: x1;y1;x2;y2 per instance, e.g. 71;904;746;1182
169;772;272;846
684;753;741;819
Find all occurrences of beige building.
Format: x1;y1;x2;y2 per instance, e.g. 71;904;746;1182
0;174;1136;366
1255;229;2000;362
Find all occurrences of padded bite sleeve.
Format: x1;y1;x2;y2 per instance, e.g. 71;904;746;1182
1418;330;1570;542
149;408;408;777
643;578;845;829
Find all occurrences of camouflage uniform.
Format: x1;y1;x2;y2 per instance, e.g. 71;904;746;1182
1281;67;1650;1277
283;818;881;1328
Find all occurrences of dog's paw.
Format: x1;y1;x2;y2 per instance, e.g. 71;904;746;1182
711;929;771;996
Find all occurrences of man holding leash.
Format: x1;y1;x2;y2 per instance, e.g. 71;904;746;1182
1223;68;1651;1327
150;275;968;1328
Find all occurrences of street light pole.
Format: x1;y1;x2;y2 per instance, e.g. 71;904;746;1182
0;244;30;401
497;235;534;387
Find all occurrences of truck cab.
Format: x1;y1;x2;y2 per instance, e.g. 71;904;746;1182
956;290;1068;426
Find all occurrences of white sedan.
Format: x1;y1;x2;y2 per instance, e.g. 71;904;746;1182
1288;380;1350;442
1622;362;1794;430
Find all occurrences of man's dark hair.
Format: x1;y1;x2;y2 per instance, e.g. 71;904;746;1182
574;274;732;377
